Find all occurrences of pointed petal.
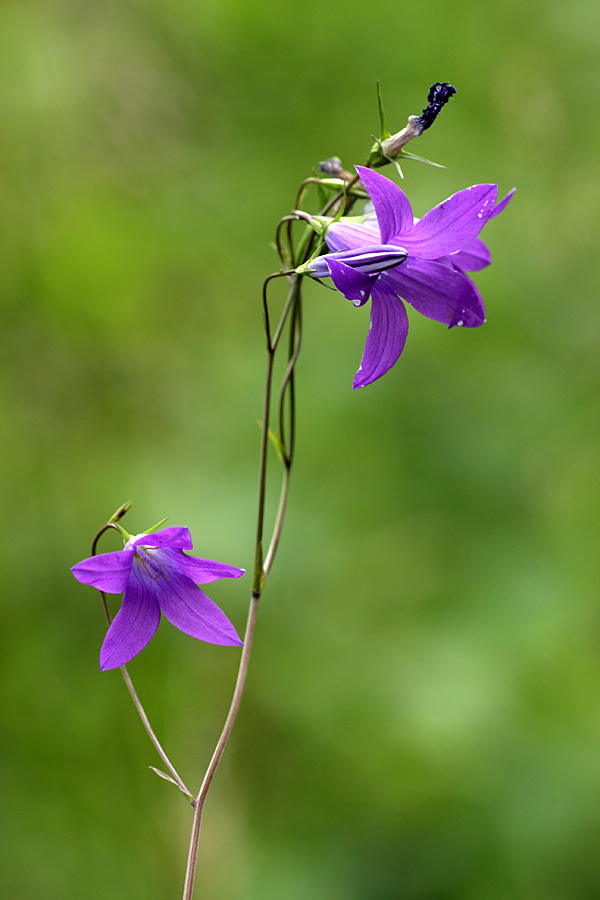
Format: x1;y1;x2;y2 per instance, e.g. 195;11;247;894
491;187;516;219
132;527;193;551
171;550;246;585
400;184;498;259
99;564;161;670
327;258;377;307
355;166;413;243
72;549;134;594
353;286;409;389
449;237;492;272
155;566;242;646
382;258;485;328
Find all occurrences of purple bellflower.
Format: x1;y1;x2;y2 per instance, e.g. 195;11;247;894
303;166;514;388
72;526;244;670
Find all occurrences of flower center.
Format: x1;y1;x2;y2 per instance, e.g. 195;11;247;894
135;547;167;581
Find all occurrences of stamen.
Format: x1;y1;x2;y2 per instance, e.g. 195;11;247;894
136;548;164;580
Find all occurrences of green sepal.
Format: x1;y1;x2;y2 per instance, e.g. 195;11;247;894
311;277;337;292
399;150;445;169
366;135;400;173
376;81;391;140
114;521;132;542
295;240;327;275
144;517;170;534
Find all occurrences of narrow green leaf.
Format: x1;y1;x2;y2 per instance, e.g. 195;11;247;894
149;766;179;787
268;428;286;464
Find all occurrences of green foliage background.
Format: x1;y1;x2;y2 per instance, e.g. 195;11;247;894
2;0;599;897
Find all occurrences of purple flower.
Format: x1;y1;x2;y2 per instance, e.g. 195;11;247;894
310;166;514;388
72;527;244;670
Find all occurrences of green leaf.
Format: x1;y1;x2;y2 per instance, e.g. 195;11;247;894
149;766;179;786
149;768;194;804
268;428;286;464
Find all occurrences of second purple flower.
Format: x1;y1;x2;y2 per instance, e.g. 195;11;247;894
300;166;514;389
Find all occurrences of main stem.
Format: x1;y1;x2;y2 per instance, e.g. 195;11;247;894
181;591;260;900
181;278;293;899
181;174;364;897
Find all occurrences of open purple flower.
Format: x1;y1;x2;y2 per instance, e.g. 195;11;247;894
72;526;244;670
306;166;514;388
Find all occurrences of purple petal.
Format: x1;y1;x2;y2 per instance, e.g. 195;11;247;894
449;237;492;272
99;563;162;670
353;286;409;389
155;565;242;646
381;258;485;328
327;258;377;307
325;219;382;253
491;187;516;219
400;184;498;259
131;527;193;551
355;166;414;243
72;549;134;594
169;549;246;585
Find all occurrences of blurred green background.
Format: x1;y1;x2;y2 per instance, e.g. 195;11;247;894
2;0;600;897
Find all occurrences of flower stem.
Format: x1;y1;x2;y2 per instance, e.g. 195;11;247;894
92;522;193;802
119;664;194;801
181;591;260;900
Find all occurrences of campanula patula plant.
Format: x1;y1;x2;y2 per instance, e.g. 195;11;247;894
72;83;514;898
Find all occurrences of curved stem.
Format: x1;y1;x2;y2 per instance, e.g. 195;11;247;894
119;664;194;801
